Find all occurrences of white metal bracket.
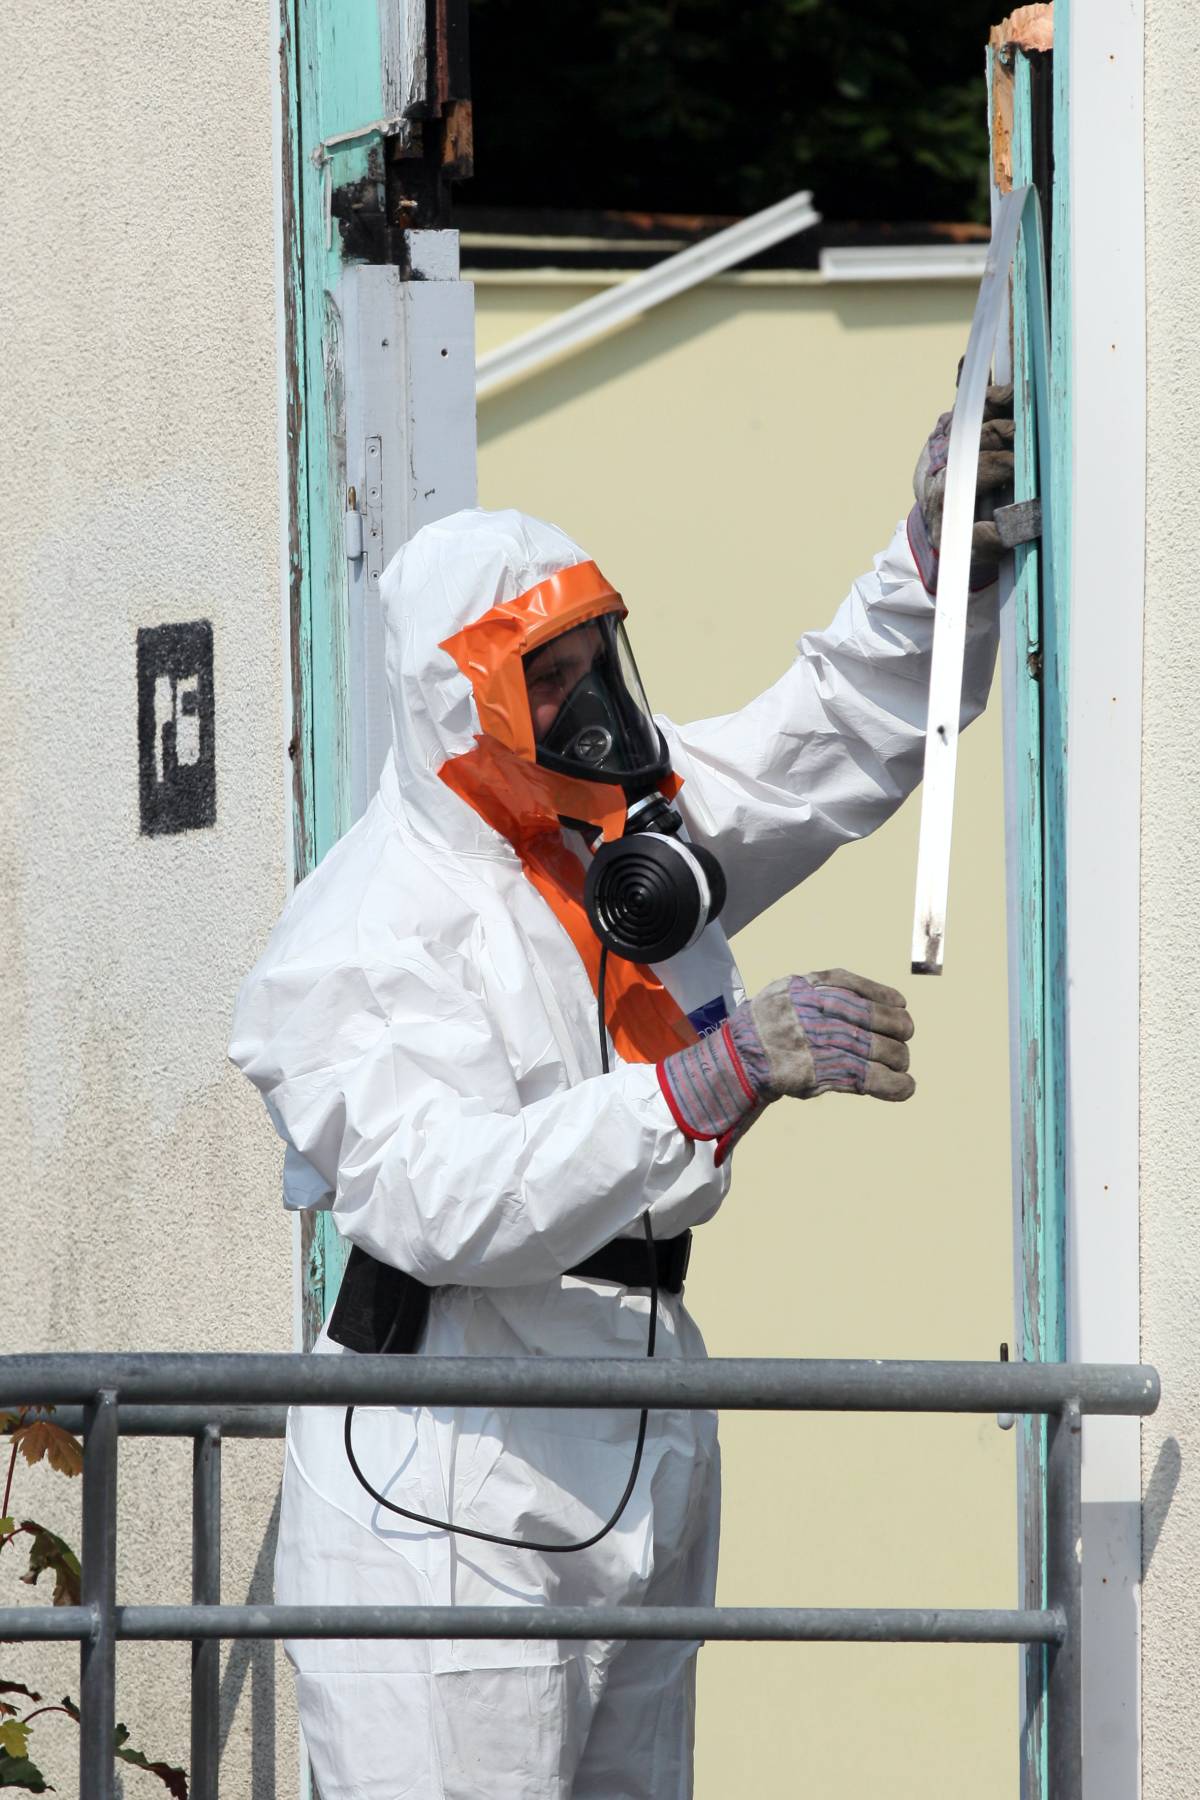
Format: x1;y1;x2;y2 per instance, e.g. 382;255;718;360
995;496;1043;548
342;236;478;818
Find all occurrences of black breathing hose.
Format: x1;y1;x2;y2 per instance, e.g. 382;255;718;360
342;942;660;1552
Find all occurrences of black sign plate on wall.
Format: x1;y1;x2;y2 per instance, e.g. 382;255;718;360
137;621;217;835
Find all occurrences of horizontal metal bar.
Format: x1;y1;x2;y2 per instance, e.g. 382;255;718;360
46;1405;288;1438
97;1604;1065;1645
0;1606;97;1640
0;1354;1159;1415
0;1598;1064;1648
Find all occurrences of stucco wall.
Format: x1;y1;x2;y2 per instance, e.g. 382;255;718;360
474;272;1017;1800
1141;0;1200;1788
0;4;297;1792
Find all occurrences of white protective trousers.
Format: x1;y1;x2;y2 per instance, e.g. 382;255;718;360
230;507;998;1799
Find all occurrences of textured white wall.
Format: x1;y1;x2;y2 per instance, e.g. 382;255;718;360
1141;0;1200;1788
0;4;296;1792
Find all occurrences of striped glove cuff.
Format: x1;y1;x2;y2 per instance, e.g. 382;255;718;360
657;1019;762;1161
657;971;893;1163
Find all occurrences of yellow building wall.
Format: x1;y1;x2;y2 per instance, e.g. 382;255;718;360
474;271;1017;1799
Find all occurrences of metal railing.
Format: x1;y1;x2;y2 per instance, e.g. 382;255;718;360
0;1352;1159;1799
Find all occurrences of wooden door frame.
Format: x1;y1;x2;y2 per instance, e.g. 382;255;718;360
994;5;1145;1794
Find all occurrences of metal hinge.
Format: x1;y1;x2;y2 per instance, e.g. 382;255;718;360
364;436;384;591
345;439;385;588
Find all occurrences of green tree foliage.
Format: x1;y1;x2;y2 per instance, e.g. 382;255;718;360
467;0;999;221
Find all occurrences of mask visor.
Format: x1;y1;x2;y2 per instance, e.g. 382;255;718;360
526;615;669;787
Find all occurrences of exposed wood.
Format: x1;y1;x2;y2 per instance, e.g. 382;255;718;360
991;6;1054;190
442;98;473;178
990;4;1055;52
386;0;471;223
992;50;1015;191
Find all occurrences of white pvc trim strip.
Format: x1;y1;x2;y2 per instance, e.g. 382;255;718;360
911;184;1048;973
474;191;819;398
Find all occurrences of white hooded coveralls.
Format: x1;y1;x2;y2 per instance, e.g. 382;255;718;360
229;508;998;1799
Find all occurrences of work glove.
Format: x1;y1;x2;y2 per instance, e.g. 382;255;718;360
909;381;1014;594
657;970;914;1163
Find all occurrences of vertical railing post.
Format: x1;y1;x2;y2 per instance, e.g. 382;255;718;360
191;1423;222;1799
80;1389;119;1800
1046;1398;1082;1800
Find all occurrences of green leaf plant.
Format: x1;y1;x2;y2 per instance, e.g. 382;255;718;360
0;1409;188;1796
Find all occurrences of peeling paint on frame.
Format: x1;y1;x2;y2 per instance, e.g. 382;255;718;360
990;13;1071;1798
281;0;392;1338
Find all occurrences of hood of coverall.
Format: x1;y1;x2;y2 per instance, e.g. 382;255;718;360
380;507;697;1062
382;507;655;854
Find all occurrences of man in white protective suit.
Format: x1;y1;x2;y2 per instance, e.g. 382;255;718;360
229;393;1011;1800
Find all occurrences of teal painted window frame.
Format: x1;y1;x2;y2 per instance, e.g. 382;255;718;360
990;16;1071;1798
281;0;394;1342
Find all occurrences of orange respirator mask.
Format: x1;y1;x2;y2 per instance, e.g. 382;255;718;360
440;559;726;968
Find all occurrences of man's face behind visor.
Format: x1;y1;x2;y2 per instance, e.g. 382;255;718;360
522;614;670;788
524;623;604;742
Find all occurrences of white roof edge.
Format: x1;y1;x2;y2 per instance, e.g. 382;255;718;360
460;231;693;254
819;243;988;282
465;239;988;290
466;265;825;288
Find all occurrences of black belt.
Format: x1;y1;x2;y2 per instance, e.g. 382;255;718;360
327;1230;692;1356
568;1229;691;1295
